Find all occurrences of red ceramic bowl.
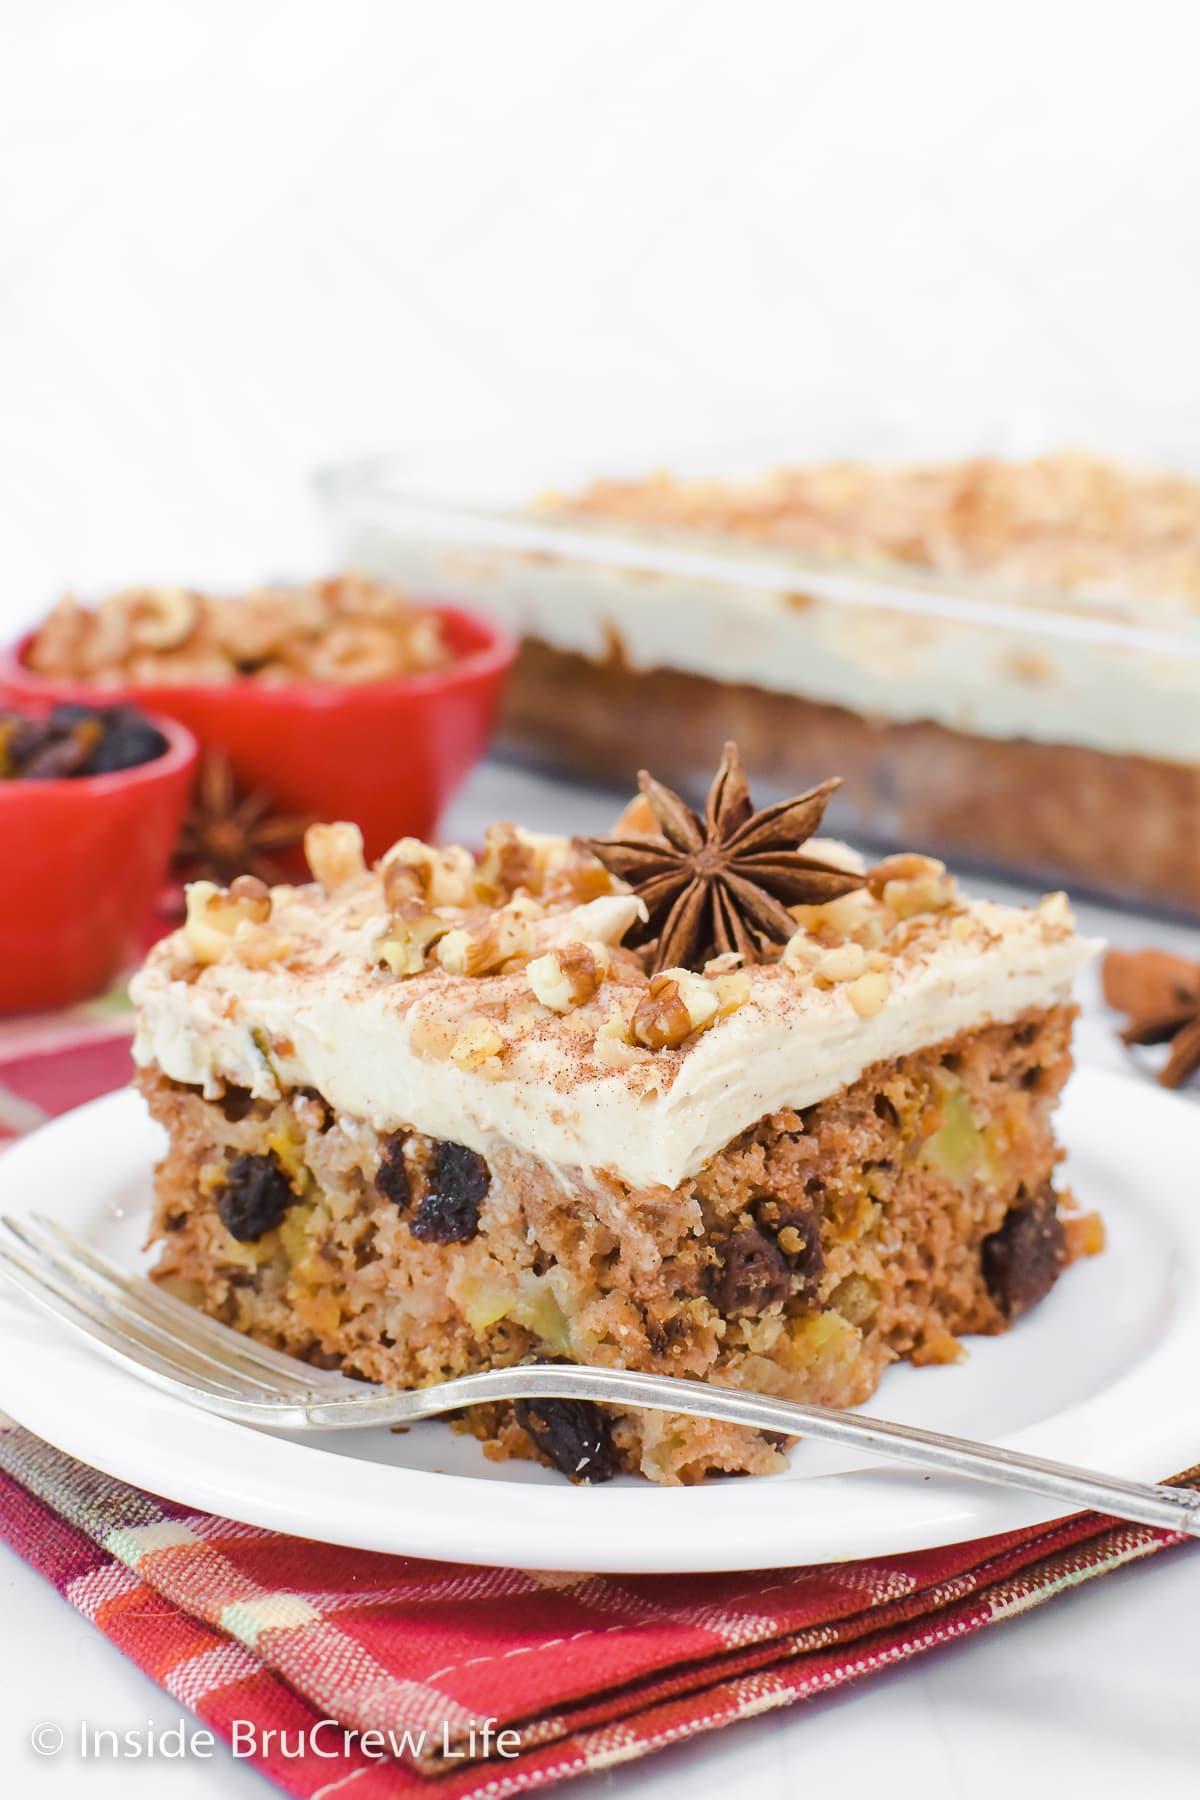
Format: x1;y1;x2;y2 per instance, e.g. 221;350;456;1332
2;605;516;865
0;713;197;1013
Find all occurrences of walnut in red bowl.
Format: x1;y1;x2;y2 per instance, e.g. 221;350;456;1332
3;575;516;863
25;574;454;687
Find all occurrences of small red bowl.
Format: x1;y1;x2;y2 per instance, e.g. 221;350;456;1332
0;713;197;1013
1;605;516;864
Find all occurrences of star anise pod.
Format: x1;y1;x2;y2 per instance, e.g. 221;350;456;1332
1104;947;1200;1090
175;750;311;886
583;743;864;973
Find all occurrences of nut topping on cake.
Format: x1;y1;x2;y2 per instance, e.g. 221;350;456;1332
583;742;864;972
133;763;1101;1490
527;941;610;1011
305;821;366;893
184;876;271;965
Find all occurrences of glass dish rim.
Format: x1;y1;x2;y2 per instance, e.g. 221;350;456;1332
315;450;1200;660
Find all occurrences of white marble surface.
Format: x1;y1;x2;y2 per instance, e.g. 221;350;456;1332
2;759;1198;1797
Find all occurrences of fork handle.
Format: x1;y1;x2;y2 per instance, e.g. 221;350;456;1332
302;1363;1200;1537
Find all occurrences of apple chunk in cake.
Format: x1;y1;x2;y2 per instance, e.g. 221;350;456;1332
131;771;1102;1485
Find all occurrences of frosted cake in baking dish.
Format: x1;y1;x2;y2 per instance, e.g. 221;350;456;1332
487;453;1199;910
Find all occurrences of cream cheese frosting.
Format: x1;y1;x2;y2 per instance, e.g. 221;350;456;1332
131;835;1096;1192
344;509;1200;762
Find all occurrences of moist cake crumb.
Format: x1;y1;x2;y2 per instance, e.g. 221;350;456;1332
130;767;1102;1483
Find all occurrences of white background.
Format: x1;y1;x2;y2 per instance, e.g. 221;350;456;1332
5;0;1200;620
4;3;1200;1792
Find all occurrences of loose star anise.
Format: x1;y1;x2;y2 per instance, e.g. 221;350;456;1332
1103;947;1200;1090
583;743;864;973
175;750;311;885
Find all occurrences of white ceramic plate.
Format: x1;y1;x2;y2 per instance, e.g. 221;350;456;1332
0;1069;1195;1572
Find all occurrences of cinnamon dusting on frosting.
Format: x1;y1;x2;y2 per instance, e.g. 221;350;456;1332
130;795;1096;1188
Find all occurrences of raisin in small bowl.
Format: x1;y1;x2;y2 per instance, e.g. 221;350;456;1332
0;703;197;1012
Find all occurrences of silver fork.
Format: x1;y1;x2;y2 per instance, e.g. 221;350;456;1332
2;1210;1198;1535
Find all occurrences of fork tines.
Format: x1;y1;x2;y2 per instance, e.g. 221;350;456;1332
0;1212;356;1405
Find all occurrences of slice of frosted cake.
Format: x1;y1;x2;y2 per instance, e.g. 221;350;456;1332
131;745;1101;1484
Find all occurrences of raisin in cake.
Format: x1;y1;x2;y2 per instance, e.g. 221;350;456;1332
131;754;1102;1484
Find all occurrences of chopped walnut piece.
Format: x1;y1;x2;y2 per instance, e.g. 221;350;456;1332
594;1033;646;1070
210;587;319;663
800;889;886;945
633;981;691;1050
711;969;751;1017
781;931;821;975
407;1007;461;1061
436;904;537;978
304;621;403;683
502;893;545;926
377;906;450;978
593;998;652;1068
449;1017;506;1077
25;594;89;674
815;942;868;982
526;941;609;1012
183;878;274;965
474;821;540;901
1037;892;1074;937
671;969;723;1030
125;585;199;651
846;970;892;1017
304;822;365;893
381;857;424;909
231;926;294;969
381;838;475;908
227;874;271;915
27;575;450;685
548;847;622;908
474;823;580;903
868;852;959;918
866;852;939;897
783;932;872;985
632;968;719;1049
436;928;485;978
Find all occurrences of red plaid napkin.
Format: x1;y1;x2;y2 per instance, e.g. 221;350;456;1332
0;1006;1194;1797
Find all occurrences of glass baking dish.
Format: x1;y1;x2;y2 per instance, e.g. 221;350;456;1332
317;450;1200;916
